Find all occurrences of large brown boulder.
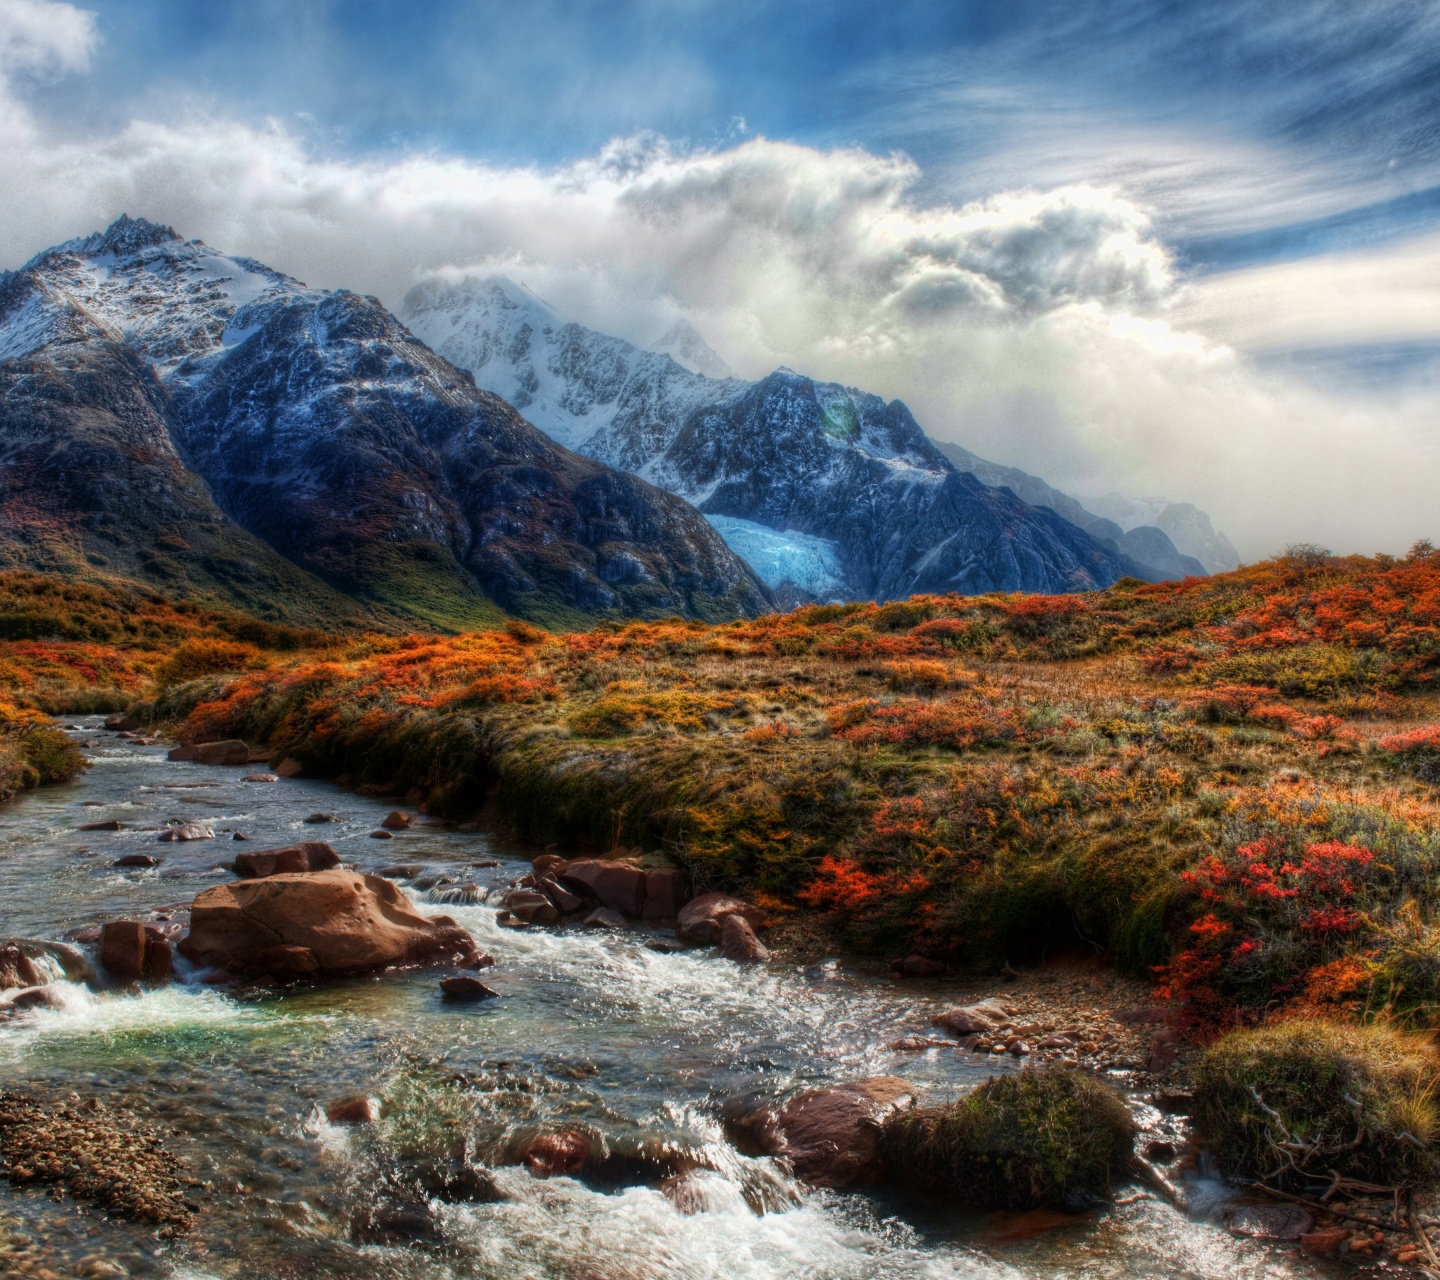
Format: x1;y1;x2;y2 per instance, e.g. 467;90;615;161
676;892;765;946
168;739;250;766
233;841;341;878
98;922;173;984
0;944;41;992
558;860;648;915
719;914;770;963
178;869;482;980
724;1077;916;1189
641;869;689;920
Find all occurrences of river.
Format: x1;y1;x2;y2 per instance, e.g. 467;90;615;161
0;719;1327;1278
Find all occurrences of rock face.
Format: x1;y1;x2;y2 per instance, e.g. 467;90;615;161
98;921;173;984
402;275;1155;602
178;868;482;979
0;218;770;627
675;892;765;946
724;1077;916;1189
232;841;341;878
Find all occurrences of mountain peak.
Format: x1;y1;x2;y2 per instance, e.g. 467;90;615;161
649;318;732;379
92;214;182;257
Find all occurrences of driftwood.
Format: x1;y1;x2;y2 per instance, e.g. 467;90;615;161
1408;1190;1440;1273
1129;1155;1184;1209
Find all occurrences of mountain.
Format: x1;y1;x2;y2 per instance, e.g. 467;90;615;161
403;277;1150;600
934;443;1211;580
0;217;771;629
1084;494;1241;576
648;319;734;379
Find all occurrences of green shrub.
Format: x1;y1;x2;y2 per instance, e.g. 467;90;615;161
1194;1021;1440;1187
880;1066;1135;1209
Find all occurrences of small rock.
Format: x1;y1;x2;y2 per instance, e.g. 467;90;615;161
370;829;394;840
234;842;340;878
505;889;559;926
98;921;172;983
0;944;42;991
303;813;336;825
582;907;626;929
104;712;140;731
114;854;160;868
932;998;1012;1036
380;811;411;830
538;875;584;914
376;864;424;879
158;822;214;842
719;913;771;963
8;984;63;1010
79;819;124;832
241;773;279;783
522;1129;591;1177
440;976;499;1002
675;891;765;945
233;831;249;840
326;1096;379;1125
167;740;250;766
532;853;568;877
891;954;946;978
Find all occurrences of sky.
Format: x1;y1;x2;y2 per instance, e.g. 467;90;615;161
2;0;1440;557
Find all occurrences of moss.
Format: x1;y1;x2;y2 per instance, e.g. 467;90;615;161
1194;1020;1440;1187
880;1067;1135;1209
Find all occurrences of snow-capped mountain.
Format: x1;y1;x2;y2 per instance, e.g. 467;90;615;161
0;217;771;626
648;319;734;378
403;275;1184;600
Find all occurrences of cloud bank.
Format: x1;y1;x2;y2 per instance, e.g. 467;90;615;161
3;0;1440;560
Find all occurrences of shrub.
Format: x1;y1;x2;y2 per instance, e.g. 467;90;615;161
154;640;263;688
881;1067;1135;1209
1194;1021;1440;1188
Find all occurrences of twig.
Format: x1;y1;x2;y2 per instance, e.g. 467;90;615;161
1250;1183;1394;1231
1409;1190;1440;1271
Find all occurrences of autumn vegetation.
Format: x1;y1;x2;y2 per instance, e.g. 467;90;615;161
12;547;1440;1054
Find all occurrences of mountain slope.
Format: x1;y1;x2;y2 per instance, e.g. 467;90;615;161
403;277;1146;600
0;218;771;628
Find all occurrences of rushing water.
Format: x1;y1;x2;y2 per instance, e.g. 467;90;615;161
0;720;1333;1279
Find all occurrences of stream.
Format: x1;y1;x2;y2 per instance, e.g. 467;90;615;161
0;719;1332;1279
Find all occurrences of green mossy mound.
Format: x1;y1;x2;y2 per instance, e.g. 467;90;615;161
880;1066;1136;1209
1194;1020;1440;1187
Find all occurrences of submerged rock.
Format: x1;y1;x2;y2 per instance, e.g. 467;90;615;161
158;821;214;842
114;854;160;868
326;1096;379;1125
178;869;483;980
675;891;765;946
522;1129;592;1177
0;944;41;992
440;976;499;1002
233;841;341;878
724;1077;916;1189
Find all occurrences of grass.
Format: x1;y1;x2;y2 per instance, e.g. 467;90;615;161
880;1066;1136;1209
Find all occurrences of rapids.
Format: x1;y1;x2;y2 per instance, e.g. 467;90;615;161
0;720;1329;1278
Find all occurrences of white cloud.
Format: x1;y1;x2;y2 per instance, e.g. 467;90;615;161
0;0;95;76
3;0;1440;561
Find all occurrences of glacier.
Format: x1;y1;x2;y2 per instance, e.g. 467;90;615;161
705;516;847;599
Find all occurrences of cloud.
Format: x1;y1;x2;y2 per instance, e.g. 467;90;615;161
3;0;1440;561
0;0;96;77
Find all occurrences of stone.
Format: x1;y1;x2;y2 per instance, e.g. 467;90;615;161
79;819;123;832
370;828;394;839
719;913;771;963
241;773;279;783
98;921;172;984
724;1077;915;1189
931;998;1013;1037
7;985;62;1011
158;822;214;842
233;831;249;840
640;868;689;920
167;739;250;766
376;864;424;879
891;954;946;978
179;869;484;980
658;1170;730;1215
537;875;584;914
251;944;321;980
1221;1203;1313;1240
440;976;499;1001
114;854;160;868
558;859;648;916
233;842;341;878
583;908;626;929
326;1096;379;1125
522;1129;591;1177
275;757;304;777
0;944;42;992
505;889;559;926
675;891;766;945
380;811;411;830
303;812;336;824
104;713;140;731
532;853;567;877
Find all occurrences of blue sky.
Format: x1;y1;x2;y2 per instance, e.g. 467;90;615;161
3;0;1440;554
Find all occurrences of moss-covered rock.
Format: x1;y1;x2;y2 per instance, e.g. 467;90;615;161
880;1066;1136;1209
1194;1020;1440;1187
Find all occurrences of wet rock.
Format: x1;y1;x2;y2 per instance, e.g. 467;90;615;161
724;1077;915;1189
505;889;559;925
675;891;765;946
380;810;411;830
931;997;1013;1036
522;1129;592;1178
275;757;304;777
532;853;568;878
104;713;141;731
241;773;279;783
537;875;584;914
233;841;341;878
79;819;124;832
179;868;483;979
440;976;499;1002
167;739;249;766
370;829;394;840
350;1203;439;1245
114;854;160;868
251;945;321;980
659;1170;733;1215
376;864;424;879
719;913;771;963
1300;1227;1350;1256
891;954;946;978
326;1096;379;1125
558;859;648;916
0;944;42;992
640;868;689;920
583;908;626;930
98;921;172;984
158;822;214;842
232;830;249;839
5;984;63;1011
1220;1203;1313;1240
303;812;336;824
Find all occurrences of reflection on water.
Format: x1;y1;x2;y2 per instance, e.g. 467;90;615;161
0;719;1326;1278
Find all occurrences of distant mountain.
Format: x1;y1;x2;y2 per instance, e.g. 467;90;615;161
0;217;771;628
403;276;1153;600
648;318;734;379
1083;493;1241;576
